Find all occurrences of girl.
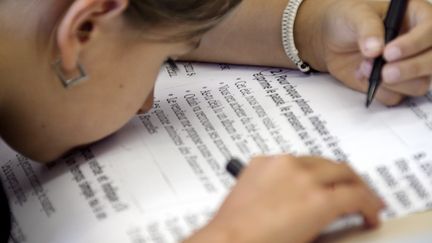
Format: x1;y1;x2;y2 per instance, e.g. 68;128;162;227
0;0;431;242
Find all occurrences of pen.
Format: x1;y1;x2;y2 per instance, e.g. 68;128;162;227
366;0;408;107
226;158;244;178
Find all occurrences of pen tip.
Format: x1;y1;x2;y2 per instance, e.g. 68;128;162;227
366;98;372;108
366;82;379;108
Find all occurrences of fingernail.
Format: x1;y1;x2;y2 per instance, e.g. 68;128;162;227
364;38;383;55
355;68;364;81
360;61;372;77
383;66;401;83
376;88;403;106
385;46;402;61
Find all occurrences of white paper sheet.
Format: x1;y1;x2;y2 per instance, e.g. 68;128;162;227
1;63;431;243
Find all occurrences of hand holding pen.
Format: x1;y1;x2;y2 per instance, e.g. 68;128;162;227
316;0;432;107
361;0;432;106
185;156;384;243
366;0;409;107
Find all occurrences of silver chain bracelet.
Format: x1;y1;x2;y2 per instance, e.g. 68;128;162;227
281;0;314;74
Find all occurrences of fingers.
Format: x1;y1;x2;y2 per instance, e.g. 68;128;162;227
360;60;430;97
240;155;383;231
297;156;361;185
294;156;383;228
384;22;432;62
384;78;431;97
328;185;382;228
374;88;405;107
350;4;386;58
377;0;432;99
350;0;432;106
384;0;432;62
385;0;432;61
357;58;431;105
351;62;404;106
252;155;365;188
326;0;431;107
382;51;432;84
298;156;384;209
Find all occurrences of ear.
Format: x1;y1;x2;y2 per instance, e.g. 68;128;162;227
56;0;128;73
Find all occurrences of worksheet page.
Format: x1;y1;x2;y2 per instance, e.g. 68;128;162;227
1;63;431;243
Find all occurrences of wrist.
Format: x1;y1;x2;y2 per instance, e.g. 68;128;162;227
294;0;332;72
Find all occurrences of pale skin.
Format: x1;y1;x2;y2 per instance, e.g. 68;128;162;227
185;155;384;243
0;0;431;242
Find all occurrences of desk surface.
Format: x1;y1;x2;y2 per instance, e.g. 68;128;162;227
320;211;432;243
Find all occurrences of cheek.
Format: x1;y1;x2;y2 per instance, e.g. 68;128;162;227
2;35;171;161
74;48;163;140
75;65;160;142
4;65;160;162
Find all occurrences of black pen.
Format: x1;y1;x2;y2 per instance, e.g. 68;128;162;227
366;0;408;107
226;158;244;178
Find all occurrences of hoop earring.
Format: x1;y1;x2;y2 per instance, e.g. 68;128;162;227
52;59;88;88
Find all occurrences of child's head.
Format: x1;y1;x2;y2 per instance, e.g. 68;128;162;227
125;0;241;40
0;0;240;162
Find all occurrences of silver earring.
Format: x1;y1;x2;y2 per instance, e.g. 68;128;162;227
53;59;88;88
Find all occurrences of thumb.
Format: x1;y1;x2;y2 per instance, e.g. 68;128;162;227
350;5;386;58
